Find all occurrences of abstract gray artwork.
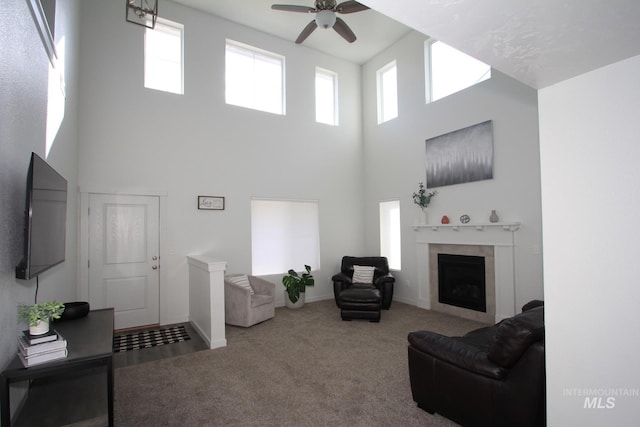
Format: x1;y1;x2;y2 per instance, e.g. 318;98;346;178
425;120;493;188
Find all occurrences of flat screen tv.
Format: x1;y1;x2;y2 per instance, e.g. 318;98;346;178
15;152;68;280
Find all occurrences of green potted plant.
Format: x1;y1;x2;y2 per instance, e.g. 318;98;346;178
412;182;437;224
282;265;315;309
18;301;65;335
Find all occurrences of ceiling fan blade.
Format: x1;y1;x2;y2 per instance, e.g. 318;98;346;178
295;20;318;44
335;1;369;14
333;17;356;43
271;4;316;13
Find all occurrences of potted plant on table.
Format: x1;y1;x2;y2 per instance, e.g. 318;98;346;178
282;265;315;309
18;301;65;336
412;182;437;225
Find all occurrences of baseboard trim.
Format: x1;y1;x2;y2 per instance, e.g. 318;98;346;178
392;296;417;306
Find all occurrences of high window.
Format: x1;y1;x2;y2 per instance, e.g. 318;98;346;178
379;200;401;270
376;60;398;124
251;199;320;275
225;40;285;115
427;40;491;102
144;18;184;94
315;67;338;126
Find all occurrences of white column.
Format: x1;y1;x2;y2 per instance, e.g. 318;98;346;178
187;255;227;349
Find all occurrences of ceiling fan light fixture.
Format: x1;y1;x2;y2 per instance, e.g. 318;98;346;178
315;10;336;29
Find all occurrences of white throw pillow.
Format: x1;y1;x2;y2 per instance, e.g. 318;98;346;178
352;265;375;284
228;274;254;294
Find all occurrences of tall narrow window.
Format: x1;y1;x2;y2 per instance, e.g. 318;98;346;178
380;200;401;270
251;199;320;275
315;67;338;125
226;40;285;115
427;40;491;102
377;60;398;124
144;18;184;94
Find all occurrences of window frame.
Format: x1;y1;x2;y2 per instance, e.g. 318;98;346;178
144;17;184;95
426;39;491;103
379;199;401;271
376;60;398;124
315;67;339;126
225;39;286;115
250;198;321;276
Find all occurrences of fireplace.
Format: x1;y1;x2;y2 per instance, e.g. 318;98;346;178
438;254;486;312
428;243;496;323
415;223;519;323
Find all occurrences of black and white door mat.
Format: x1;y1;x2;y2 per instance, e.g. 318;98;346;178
113;325;191;353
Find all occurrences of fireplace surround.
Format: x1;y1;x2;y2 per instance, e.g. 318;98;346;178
415;223;519;323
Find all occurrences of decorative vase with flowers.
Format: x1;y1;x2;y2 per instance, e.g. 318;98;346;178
412;182;437;225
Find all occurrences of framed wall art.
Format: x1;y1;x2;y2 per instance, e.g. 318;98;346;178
425;120;494;188
198;196;225;210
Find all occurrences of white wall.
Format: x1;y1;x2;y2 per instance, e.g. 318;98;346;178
539;54;640;425
0;0;80;370
361;31;544;309
76;0;365;323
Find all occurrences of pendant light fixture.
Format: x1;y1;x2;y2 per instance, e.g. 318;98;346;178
125;0;158;29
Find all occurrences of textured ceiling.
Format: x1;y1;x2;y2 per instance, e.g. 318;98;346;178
171;0;640;89
362;0;640;88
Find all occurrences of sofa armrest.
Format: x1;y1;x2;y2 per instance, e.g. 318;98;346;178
224;280;252;309
373;273;394;309
488;306;544;368
373;272;395;285
248;276;276;296
332;272;352;307
521;299;544;312
373;273;395;292
332;272;352;286
408;331;507;380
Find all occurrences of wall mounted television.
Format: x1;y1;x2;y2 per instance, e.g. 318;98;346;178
15;152;68;280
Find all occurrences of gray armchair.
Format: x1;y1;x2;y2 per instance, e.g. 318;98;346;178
224;274;275;327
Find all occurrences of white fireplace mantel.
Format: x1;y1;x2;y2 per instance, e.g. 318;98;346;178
412;222;520;232
414;222;520;323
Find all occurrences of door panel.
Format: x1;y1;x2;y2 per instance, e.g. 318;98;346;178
89;194;160;330
104;276;148;311
104;204;147;264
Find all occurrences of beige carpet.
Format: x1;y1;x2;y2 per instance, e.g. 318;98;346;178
114;300;486;426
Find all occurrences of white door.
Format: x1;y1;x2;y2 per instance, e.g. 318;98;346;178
88;194;160;330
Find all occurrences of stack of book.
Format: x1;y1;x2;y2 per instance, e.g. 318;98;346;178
18;329;68;367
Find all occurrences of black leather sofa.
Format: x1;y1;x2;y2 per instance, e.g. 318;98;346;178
407;300;545;427
332;256;395;321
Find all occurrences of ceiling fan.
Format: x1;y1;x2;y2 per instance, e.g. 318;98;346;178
271;0;370;44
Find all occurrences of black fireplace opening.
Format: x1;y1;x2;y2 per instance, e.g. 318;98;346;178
438;253;486;312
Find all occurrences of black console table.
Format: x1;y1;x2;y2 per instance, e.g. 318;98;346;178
1;308;114;427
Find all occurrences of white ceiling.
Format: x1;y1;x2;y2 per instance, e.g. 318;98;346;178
171;0;640;89
170;0;413;65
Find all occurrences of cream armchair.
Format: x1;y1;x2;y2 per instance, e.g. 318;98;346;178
224;274;275;327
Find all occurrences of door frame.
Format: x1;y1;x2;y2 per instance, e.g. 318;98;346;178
78;188;169;325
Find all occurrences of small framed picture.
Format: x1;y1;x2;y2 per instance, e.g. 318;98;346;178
198;196;225;210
